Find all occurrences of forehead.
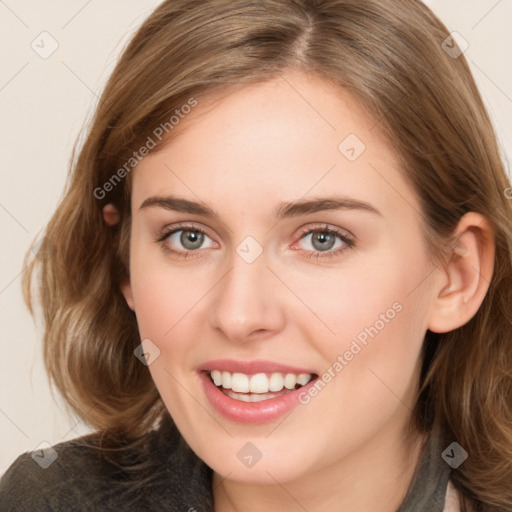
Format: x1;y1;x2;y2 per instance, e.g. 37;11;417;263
131;72;420;222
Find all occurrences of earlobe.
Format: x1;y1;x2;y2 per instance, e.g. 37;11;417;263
120;278;135;311
428;212;495;334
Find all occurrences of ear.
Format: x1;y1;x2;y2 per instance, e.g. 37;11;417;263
428;212;495;333
120;278;135;311
104;204;133;309
102;203;120;226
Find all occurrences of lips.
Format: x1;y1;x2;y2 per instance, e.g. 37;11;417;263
197;359;319;424
197;359;316;375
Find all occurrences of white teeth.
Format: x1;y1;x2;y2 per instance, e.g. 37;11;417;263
231;373;250;393
211;370;222;386
249;373;268;393
221;371;232;389
297;374;311;386
284;373;297;390
269;373;284;392
209;370;313;394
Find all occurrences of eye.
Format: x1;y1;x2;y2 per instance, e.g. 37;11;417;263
157;224;216;257
292;224;354;260
157;222;355;260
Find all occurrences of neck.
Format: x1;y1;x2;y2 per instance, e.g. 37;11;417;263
212;422;427;512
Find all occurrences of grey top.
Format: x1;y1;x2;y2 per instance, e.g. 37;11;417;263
0;413;451;511
396;424;452;511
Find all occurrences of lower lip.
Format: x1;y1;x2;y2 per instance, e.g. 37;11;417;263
198;371;317;424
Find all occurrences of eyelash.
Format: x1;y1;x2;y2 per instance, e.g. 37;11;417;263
156;223;355;260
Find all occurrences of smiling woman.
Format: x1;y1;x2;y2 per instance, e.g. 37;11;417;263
1;1;512;511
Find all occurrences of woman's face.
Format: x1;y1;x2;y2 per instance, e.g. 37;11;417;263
123;71;440;484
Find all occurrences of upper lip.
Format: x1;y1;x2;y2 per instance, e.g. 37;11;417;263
198;359;317;375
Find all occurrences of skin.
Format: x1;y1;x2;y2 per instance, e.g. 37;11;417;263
119;71;495;512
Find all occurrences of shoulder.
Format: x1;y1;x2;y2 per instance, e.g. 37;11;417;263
0;432;129;511
0;416;213;512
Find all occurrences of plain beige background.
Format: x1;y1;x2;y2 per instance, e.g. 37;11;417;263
1;0;511;476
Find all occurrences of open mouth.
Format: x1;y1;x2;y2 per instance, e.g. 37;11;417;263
206;370;319;403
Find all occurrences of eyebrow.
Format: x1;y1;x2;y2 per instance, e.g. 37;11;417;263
139;195;382;219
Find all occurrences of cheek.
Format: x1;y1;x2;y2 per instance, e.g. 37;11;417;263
130;279;176;340
129;245;208;340
299;254;429;351
299;236;433;397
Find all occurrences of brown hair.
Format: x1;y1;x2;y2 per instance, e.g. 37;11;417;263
24;0;512;509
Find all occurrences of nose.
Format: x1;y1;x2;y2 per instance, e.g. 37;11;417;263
209;246;286;344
